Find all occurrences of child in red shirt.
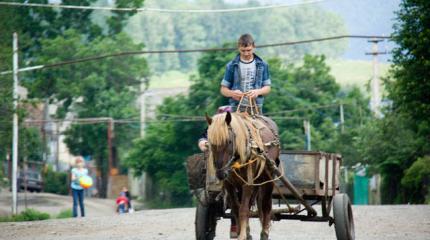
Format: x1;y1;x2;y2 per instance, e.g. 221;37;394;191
116;192;129;214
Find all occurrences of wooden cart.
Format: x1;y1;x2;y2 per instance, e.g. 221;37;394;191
187;151;355;240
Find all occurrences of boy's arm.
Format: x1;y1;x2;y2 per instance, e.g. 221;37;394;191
220;63;244;101
248;62;271;99
221;86;244;101
247;86;271;99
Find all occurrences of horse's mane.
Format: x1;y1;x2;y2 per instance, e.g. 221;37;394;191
207;112;249;163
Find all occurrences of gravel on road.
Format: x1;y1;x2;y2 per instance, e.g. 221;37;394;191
0;205;429;240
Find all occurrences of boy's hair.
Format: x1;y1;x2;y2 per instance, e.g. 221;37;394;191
237;34;255;47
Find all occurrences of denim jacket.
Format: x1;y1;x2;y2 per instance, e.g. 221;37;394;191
221;53;271;107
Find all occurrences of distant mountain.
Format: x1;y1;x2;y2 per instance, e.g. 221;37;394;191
124;0;350;72
320;0;400;62
227;0;401;62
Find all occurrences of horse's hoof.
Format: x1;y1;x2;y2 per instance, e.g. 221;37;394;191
230;225;238;239
260;232;269;240
246;235;253;240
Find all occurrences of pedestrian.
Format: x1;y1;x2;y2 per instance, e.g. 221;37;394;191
116;192;129;214
220;33;271;114
70;157;89;217
121;186;133;213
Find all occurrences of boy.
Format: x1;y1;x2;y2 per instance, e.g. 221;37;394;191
220;33;271;114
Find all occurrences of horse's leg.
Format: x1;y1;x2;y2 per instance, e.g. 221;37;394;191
225;181;240;238
258;183;273;240
238;186;252;240
246;218;252;240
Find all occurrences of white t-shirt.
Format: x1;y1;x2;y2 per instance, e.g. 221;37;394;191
239;59;256;106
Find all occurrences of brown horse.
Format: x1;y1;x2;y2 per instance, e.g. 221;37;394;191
206;111;280;240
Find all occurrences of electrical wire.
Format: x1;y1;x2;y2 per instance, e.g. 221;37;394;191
0;35;390;75
0;0;331;13
0;102;350;126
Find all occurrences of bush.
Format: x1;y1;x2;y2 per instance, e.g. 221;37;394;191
401;156;430;203
42;165;69;195
0;170;8;188
56;209;73;219
0;208;50;222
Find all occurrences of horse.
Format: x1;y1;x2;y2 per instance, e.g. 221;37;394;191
206;111;280;240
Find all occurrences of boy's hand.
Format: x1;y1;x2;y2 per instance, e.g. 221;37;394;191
231;90;244;101
198;140;209;152
247;89;260;99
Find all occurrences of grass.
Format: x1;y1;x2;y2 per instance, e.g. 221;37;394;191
148;60;391;91
0;208;73;222
56;209;73;219
148;70;193;89
0;208;50;222
326;59;391;89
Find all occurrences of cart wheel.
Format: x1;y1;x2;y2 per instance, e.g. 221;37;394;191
333;194;355;240
195;201;218;240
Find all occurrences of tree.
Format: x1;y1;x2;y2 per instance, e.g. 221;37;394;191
389;0;430;129
352;0;430;203
0;1;147;196
401;156;430;203
126;0;348;72
25;30;149;197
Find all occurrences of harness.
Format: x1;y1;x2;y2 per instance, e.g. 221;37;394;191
218;112;280;186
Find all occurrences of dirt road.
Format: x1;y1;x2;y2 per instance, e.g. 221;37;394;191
0;205;429;240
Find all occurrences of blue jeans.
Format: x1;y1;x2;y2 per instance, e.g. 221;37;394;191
118;203;126;214
72;188;85;217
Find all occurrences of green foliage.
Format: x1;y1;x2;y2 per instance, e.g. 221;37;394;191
0;208;50;222
349;0;430;203
56;209;73;219
126;0;348;72
401;156;430;203
353;113;423;203
19;127;44;162
0;0;145;178
389;0;430;129
23;30;149;197
42;165;69;195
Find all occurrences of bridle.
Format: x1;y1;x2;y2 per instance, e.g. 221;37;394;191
211;125;238;180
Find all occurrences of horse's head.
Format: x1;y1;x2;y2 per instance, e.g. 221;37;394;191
206;112;248;180
206;112;234;180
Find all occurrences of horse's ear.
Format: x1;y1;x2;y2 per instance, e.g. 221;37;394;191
225;111;232;126
205;112;212;125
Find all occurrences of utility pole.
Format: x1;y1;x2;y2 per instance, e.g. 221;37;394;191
366;38;387;118
107;118;115;175
11;32;19;215
56;123;60;171
303;120;311;151
139;78;148;200
106;118;116;198
140;80;146;138
340;103;345;133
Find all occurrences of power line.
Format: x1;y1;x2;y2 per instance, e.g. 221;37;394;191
0;0;330;13
19;102;346;125
265;103;350;115
0;35;390;75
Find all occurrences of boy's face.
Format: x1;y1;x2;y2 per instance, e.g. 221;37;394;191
238;44;255;61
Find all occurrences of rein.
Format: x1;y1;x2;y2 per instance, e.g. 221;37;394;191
213;125;238;178
218;114;280;186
